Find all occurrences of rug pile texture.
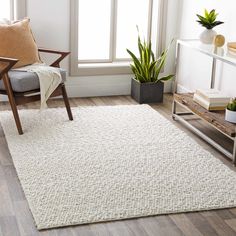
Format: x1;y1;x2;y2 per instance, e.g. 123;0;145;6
1;105;236;230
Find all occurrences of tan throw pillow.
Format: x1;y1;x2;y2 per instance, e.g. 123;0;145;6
0;18;41;68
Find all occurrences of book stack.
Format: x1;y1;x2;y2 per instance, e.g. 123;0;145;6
193;89;230;111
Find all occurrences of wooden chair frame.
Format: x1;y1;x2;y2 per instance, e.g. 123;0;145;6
0;49;73;135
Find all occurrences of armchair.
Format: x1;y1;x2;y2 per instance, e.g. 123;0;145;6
0;49;73;135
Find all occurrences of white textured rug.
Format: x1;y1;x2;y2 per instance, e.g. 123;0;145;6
1;105;236;230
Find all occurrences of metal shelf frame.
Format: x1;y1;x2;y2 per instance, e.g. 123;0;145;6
172;40;236;165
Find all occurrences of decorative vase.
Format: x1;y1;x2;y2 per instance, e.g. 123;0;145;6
131;78;164;104
225;109;236;124
214;34;225;47
200;29;217;44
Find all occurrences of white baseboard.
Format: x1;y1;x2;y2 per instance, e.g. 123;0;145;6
0;95;7;102
177;84;192;93
66;75;132;98
0;76;174;102
66;75;173;98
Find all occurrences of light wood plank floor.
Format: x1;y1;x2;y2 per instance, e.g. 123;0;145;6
1;94;236;236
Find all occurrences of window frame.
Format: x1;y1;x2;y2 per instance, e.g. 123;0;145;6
3;0;27;20
0;0;14;20
15;0;27;20
10;0;15;20
77;0;114;64
70;0;168;76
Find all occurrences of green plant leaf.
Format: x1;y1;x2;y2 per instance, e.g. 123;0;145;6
138;35;144;63
208;10;216;23
158;74;175;82
154;40;174;80
227;98;236;111
212;21;224;27
127;49;144;75
149;61;158;75
130;64;137;74
197;15;208;23
136;73;146;83
204;9;209;18
151;51;155;61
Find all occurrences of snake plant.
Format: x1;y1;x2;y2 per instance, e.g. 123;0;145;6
126;35;174;83
197;9;224;30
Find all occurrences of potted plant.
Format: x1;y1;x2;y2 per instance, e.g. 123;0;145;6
126;36;174;104
225;98;236;123
197;9;224;44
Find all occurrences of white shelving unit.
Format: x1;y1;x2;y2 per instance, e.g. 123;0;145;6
172;39;236;164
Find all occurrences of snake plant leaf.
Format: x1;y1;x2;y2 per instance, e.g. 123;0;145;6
127;49;144;74
159;74;175;82
138;36;144;63
144;47;149;66
154;55;166;80
149;61;158;74
137;75;146;83
155;40;173;80
151;51;155;62
135;71;147;83
131;63;146;83
147;41;152;64
130;64;137;74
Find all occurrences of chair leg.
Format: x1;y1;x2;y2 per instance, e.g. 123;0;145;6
61;83;73;121
8;96;23;135
2;74;23;135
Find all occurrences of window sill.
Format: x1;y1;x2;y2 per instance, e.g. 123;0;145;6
71;62;132;76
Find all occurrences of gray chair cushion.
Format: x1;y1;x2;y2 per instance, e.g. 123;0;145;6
0;68;66;92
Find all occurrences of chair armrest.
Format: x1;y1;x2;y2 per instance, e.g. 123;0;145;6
38;48;70;68
0;57;19;79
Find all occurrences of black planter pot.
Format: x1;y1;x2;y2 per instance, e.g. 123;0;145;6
131;78;164;104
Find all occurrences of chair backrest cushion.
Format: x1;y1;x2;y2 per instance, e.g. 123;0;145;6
0;18;41;69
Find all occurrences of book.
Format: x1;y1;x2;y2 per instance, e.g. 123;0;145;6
228;42;236;49
228;47;236;55
193;93;228;111
195;89;230;104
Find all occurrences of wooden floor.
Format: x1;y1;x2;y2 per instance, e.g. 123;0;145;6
1;94;236;236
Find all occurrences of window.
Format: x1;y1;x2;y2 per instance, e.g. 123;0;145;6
70;0;167;75
115;0;149;60
78;0;111;61
0;0;14;20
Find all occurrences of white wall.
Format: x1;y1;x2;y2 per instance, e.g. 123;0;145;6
24;0;179;98
178;0;236;97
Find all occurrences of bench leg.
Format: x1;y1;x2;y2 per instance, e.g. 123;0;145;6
233;138;236;166
172;100;177;120
61;84;73;121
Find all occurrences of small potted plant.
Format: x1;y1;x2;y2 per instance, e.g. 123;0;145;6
126;35;174;104
197;9;224;44
225;98;236;123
